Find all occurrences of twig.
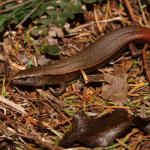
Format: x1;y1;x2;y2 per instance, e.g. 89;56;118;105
74;17;123;30
0;95;27;114
137;0;149;25
0;111;21;131
15;132;58;150
0;0;17;7
123;0;137;23
16;2;42;28
142;44;150;82
37;89;69;121
94;4;102;32
0;0;32;14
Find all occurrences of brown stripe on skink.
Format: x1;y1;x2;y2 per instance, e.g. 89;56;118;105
11;26;150;86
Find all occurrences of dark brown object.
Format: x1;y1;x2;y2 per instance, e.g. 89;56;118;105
11;26;150;86
134;116;150;134
59;109;133;148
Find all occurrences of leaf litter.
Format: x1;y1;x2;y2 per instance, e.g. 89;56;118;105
0;0;149;149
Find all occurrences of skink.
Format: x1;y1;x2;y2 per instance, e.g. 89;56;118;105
11;26;150;86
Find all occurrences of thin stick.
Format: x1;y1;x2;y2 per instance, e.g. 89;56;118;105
143;44;150;82
16;2;42;28
0;0;32;14
75;17;123;30
137;0;149;25
94;4;102;32
123;0;137;22
0;95;27;114
15;132;56;150
0;0;16;7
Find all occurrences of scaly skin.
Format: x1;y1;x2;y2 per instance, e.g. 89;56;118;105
11;26;150;86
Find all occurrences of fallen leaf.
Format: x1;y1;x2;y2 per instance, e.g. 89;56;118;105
102;73;129;102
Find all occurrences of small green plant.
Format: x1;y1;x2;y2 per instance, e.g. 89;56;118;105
0;0;105;33
40;44;60;56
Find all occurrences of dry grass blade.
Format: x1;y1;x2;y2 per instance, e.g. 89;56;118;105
0;95;27;114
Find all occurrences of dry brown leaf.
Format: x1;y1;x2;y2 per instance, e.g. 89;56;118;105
102;73;129;102
116;59;133;73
